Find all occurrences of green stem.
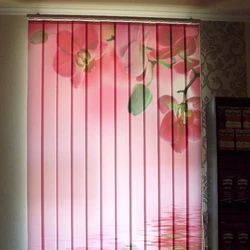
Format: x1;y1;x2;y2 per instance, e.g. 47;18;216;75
146;61;157;87
176;54;200;102
177;71;200;102
106;35;115;42
158;57;176;69
179;54;198;75
146;46;176;69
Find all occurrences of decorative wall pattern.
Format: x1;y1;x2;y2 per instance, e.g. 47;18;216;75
200;21;247;248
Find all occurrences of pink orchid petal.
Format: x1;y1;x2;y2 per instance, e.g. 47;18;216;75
147;50;156;61
189;58;200;68
58;30;80;56
160;110;188;153
73;25;86;49
136;24;153;44
190;77;200;96
123;41;147;76
53;48;74;77
160;110;176;142
172;121;187;153
174;58;200;75
116;24;131;58
116;24;152;60
176;36;197;57
131;24;142;41
186;25;199;38
186;97;201;142
158;25;184;46
158;25;171;46
91;40;108;59
58;31;73;51
53;25;105;85
136;67;147;82
115;24;139;58
172;26;185;44
173;61;186;74
185;36;197;56
73;25;99;51
71;70;85;88
149;47;178;60
158;95;178;114
187;110;201;142
186;96;201;110
86;25;100;50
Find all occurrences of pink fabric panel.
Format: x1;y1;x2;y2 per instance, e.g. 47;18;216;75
28;21;201;250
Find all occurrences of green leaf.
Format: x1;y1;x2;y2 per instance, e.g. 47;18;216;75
128;84;153;116
30;30;48;44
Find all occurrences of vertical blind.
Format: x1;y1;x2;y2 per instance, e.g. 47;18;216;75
28;20;202;250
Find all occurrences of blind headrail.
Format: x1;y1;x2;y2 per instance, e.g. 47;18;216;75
27;14;200;24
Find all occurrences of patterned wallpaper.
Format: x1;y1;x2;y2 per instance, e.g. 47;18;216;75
200;21;247;248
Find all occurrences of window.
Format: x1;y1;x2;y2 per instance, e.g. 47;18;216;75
28;19;201;250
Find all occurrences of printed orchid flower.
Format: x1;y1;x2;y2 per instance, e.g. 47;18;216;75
159;95;201;153
53;25;108;88
115;24;152;79
149;25;199;74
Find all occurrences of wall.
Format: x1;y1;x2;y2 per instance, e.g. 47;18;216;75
0;15;28;250
0;15;248;250
245;22;250;97
200;21;247;247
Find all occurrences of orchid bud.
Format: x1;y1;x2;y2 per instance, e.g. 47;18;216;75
30;30;48;44
128;84;153;116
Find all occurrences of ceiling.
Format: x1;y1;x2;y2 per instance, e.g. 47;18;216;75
0;0;250;22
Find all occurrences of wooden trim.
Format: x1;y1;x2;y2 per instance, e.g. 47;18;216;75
0;5;250;22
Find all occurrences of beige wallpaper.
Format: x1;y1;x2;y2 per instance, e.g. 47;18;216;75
245;22;250;97
200;21;247;248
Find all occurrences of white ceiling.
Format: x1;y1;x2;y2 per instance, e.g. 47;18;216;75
0;0;250;22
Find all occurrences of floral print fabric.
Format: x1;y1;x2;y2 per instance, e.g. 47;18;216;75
28;21;201;250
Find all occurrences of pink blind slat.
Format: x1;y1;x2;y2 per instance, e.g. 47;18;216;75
28;21;202;250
